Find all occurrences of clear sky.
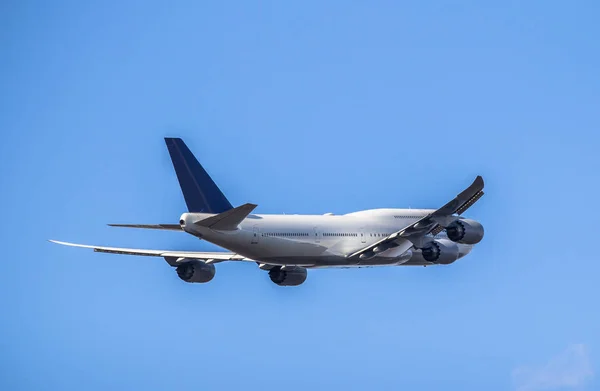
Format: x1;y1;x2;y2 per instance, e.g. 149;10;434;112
1;1;599;390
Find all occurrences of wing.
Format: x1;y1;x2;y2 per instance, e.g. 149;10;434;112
49;240;248;266
349;176;484;259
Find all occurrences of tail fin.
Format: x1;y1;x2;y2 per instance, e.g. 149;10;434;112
164;138;233;213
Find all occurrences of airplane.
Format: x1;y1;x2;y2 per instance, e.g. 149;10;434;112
51;138;485;286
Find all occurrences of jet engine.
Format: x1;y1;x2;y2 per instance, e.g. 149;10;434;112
268;266;307;286
446;218;484;245
421;239;460;265
176;260;216;283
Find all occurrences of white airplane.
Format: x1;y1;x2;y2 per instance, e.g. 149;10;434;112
51;138;485;286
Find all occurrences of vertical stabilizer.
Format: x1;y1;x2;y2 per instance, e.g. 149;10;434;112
164;138;233;213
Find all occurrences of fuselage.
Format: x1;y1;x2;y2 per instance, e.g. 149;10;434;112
180;208;475;268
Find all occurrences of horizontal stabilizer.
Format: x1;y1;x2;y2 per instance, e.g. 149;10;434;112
194;203;257;230
108;224;183;231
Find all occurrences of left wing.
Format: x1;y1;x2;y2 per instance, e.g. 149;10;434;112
49;240;248;266
348;175;484;260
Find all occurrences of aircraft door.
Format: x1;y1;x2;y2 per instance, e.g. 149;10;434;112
360;228;366;243
313;226;320;243
251;225;260;244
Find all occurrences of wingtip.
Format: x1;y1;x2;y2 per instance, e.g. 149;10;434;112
475;175;484;188
49;239;81;247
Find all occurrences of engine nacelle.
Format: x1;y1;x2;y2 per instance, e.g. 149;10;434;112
268;266;307;286
176;260;216;283
446;218;484;245
421;239;460;265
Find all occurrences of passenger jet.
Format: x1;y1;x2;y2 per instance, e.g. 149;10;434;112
51;138;485;286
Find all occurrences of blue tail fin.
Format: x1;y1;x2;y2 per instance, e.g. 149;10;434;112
164;138;233;213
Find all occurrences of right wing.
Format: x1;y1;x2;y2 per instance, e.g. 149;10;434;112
349;175;484;260
49;240;249;266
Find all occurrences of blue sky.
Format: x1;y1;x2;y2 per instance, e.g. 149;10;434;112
1;1;599;390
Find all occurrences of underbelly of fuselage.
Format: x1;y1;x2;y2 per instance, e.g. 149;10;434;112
256;253;414;268
185;223;471;268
